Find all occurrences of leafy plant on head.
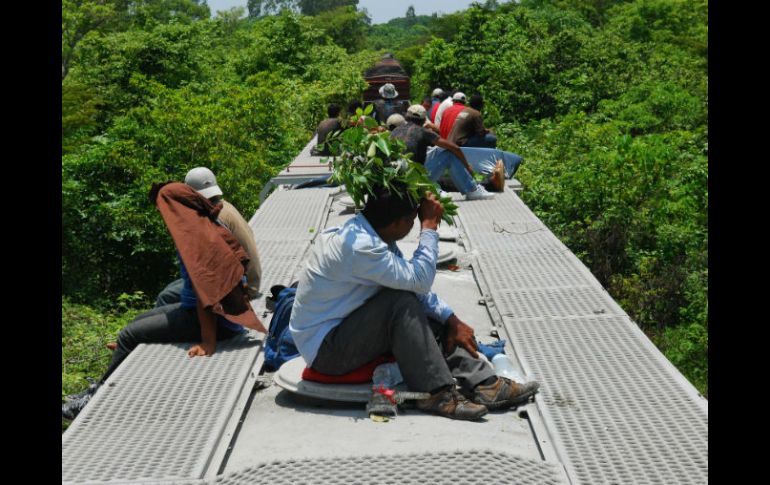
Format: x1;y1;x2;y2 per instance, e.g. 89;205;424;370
321;106;458;225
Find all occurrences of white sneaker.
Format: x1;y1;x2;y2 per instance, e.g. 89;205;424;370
439;190;449;199
465;184;495;200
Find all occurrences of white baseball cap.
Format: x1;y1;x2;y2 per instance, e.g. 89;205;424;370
452;92;467;103
184;167;223;199
406;104;427;121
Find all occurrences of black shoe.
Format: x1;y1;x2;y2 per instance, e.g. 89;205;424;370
62;380;100;420
64;378;99;403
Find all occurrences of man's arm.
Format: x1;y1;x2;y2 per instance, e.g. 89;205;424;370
423;120;440;133
434;138;474;175
415;291;454;325
188;298;217;357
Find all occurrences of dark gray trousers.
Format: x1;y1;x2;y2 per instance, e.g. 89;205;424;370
155;278;185;307
102;303;239;382
311;288;496;393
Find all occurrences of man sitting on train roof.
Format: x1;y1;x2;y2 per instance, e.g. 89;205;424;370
311;103;343;156
429;88;448;123
447;94;497;149
289;187;540;421
390;104;495;201
433;89;457;130
372;83;408;124
154;167;264;307
386;113;406;131
63;176;265;421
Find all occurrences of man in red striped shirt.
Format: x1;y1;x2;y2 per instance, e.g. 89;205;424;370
439;92;468;140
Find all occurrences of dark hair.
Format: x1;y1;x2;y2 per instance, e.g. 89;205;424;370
405;114;423;125
362;184;419;229
422;96;432;105
327;103;341;118
469;94;484;111
347;99;362;114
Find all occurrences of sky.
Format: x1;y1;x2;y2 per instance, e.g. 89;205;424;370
205;0;485;24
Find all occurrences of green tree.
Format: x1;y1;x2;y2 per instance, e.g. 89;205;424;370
298;0;358;16
405;5;416;24
123;0;211;28
247;0;298;18
62;0;119;80
312;5;370;53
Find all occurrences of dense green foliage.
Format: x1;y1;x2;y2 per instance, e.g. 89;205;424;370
247;0;359;18
62;0;707;406
63;10;377;305
412;0;707;395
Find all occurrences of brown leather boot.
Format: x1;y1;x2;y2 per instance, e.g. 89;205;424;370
472;377;540;410
416;386;488;421
490;159;505;192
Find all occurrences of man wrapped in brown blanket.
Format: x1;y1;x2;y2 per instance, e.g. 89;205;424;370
62;182;266;421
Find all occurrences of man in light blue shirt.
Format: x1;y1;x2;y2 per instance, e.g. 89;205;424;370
290;185;539;420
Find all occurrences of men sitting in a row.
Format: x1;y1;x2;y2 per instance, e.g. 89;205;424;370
390;105;495;200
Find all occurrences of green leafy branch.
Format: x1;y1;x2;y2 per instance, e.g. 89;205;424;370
321;107;458;225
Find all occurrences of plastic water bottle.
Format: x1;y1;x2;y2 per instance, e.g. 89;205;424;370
372;362;404;388
491;354;526;383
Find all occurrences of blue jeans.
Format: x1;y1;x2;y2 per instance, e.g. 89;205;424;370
463;132;497;148
424;149;477;194
425;147;523;190
155;278;184;307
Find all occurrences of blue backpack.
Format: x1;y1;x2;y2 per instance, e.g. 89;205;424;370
263;285;300;371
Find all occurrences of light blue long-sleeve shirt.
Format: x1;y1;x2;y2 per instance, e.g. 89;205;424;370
289;213;454;366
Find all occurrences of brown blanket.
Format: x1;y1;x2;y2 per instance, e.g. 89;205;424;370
153;182;265;332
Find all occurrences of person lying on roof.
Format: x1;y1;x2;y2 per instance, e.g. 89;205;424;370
62;182;266;421
289;186;539;421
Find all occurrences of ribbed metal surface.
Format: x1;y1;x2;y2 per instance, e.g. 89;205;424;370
505;315;708;484
62;334;260;484
476;250;591;290
454;190;541;223
492;286;624;320
463;228;568;253
254;240;309;290
456;188;708;484
210;450;568;485
249;188;334;240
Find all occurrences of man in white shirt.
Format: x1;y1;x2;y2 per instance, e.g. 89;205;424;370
290;186;539;420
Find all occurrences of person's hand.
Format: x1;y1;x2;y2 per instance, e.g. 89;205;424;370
419;192;443;230
444;315;479;358
188;342;216;358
